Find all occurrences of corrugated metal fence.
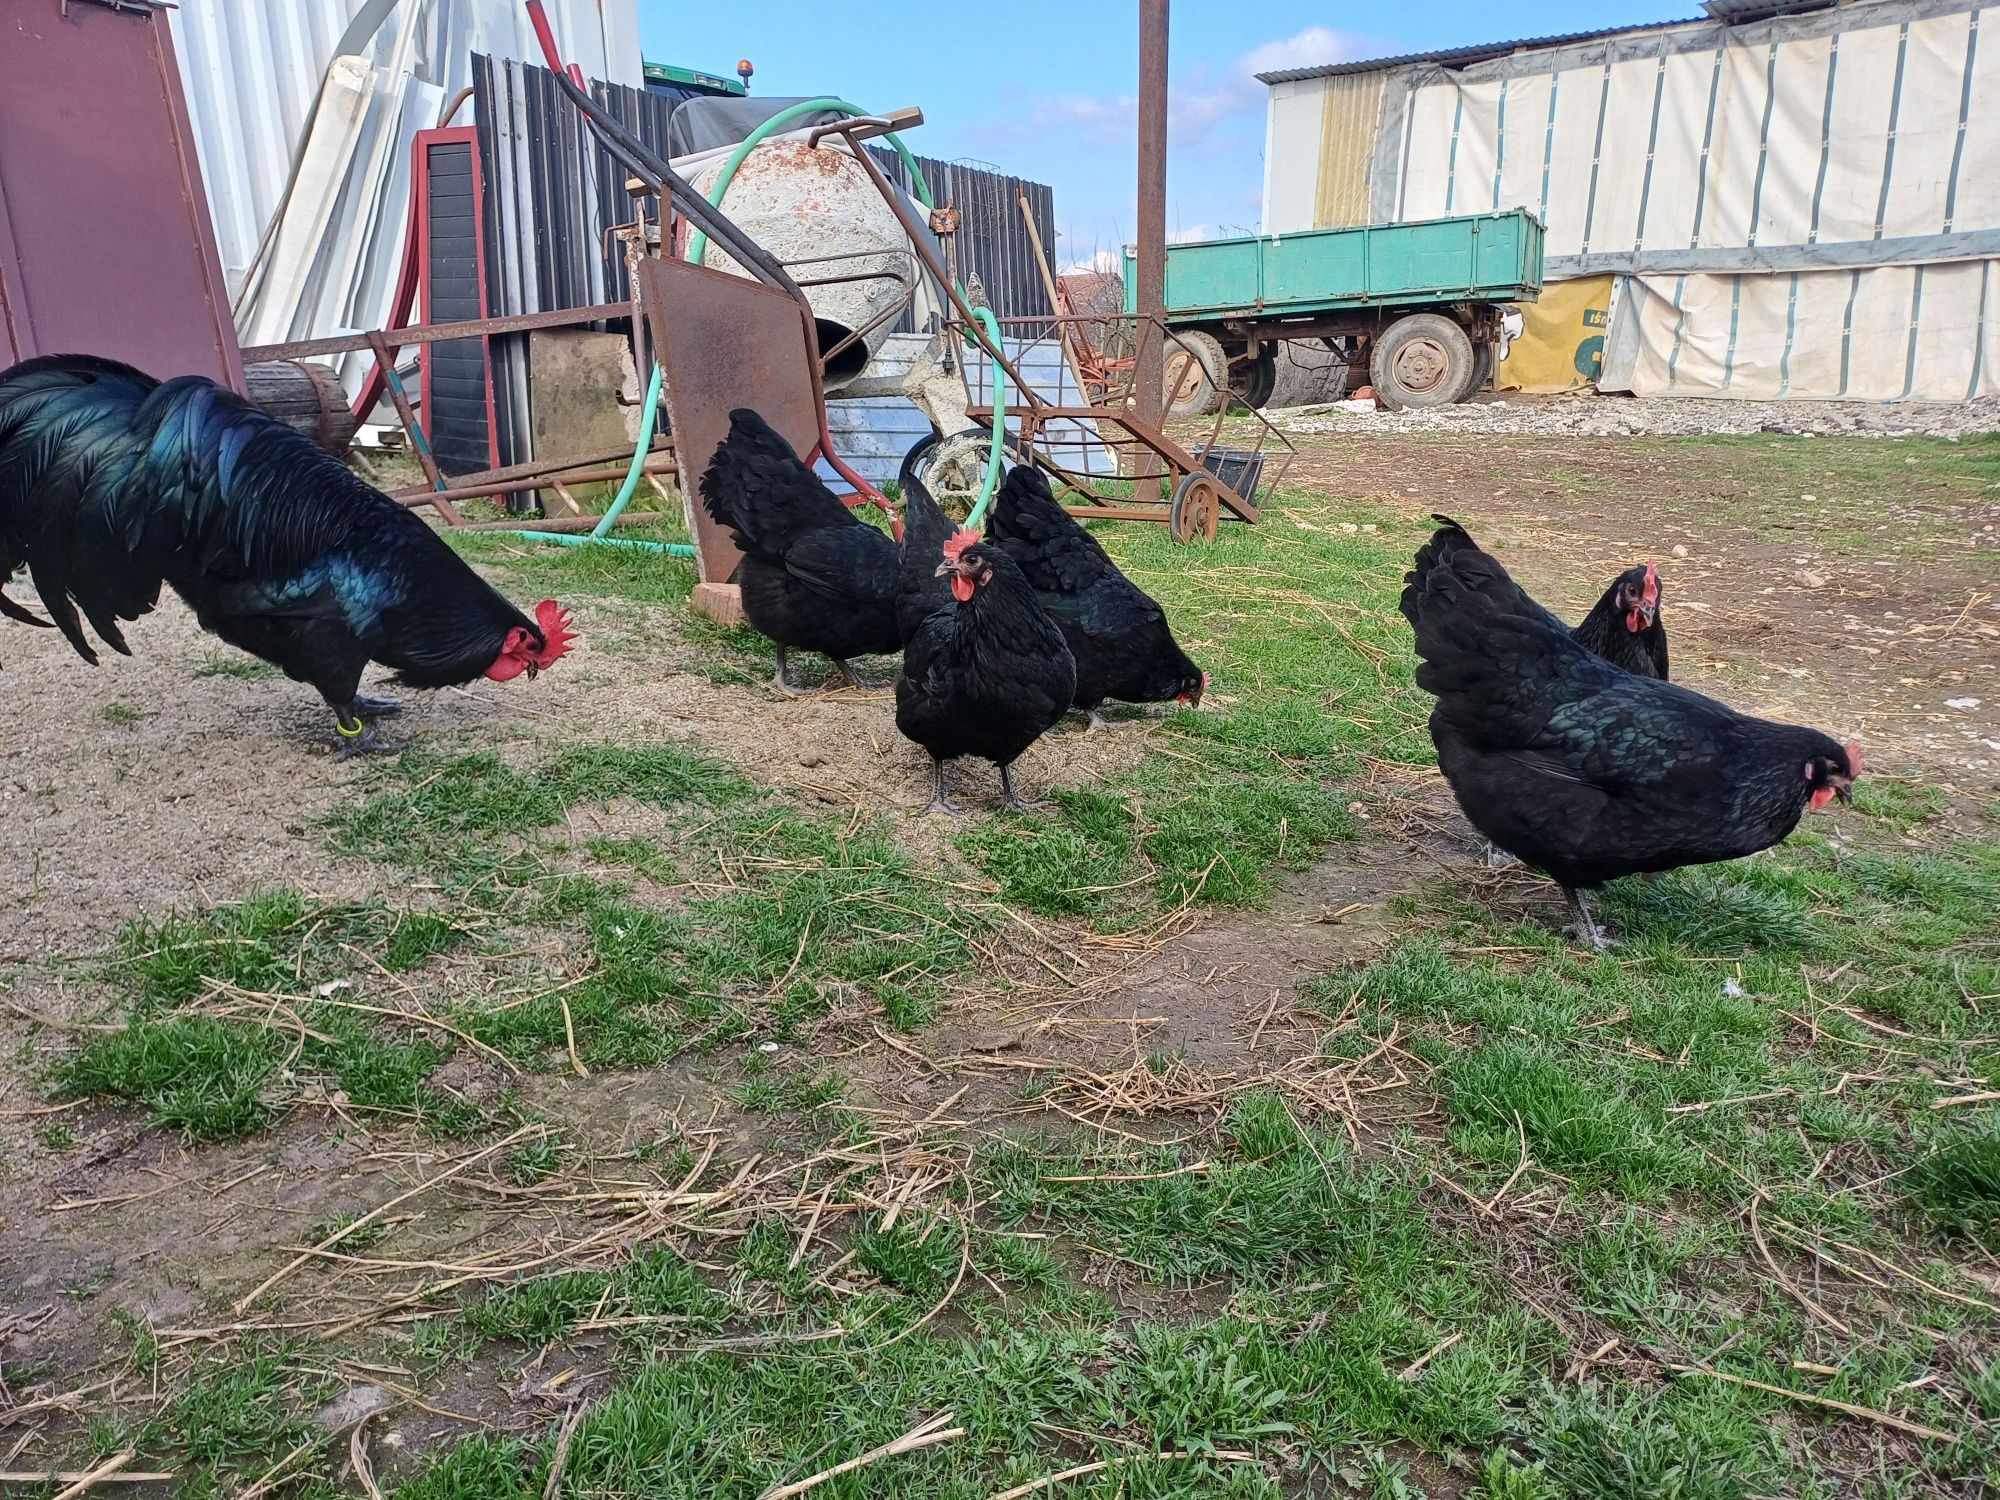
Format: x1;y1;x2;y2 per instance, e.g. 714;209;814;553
873;153;1057;322
469;55;672;462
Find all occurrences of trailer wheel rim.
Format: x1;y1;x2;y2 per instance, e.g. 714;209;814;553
1390;336;1454;398
1162;349;1208;411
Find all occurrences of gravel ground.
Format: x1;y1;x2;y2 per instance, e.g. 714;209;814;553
1278;390;2000;438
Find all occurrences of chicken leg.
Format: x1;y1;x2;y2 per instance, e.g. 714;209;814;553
1562;886;1611;953
352;693;405;716
830;658;869;691
998;762;1046;813
921;758;962;816
770;644;803;698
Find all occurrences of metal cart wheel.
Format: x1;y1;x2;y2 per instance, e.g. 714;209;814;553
1169;471;1222;544
915;428;1027;520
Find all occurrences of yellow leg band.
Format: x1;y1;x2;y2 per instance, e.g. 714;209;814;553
336;719;364;738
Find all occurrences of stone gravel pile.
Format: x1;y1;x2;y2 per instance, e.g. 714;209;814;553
1278;391;2000;439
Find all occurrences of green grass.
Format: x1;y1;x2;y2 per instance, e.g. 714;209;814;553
191;653;282;680
52;891;479;1139
956;498;1414;915
29;435;2000;1495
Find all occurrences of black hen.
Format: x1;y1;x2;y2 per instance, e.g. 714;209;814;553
1401;520;1860;948
987;463;1204;727
894;478;1075;813
1572;561;1668;679
0;355;573;754
698;408;900;692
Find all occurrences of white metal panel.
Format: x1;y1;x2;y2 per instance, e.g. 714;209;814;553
167;0;640;374
1262;80;1326;234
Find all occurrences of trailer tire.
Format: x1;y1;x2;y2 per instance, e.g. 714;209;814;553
1229;349;1278;410
1162;330;1226;416
1454;340;1497;402
1369;313;1476;410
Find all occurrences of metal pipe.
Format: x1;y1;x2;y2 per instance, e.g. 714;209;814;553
1134;0;1170;504
457;511;664;533
390;458;676;507
246;300;632;364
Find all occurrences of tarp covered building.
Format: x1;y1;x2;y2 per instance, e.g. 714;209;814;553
1258;0;1998;401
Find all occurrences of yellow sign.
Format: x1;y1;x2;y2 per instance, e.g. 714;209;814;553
1497;275;1615;392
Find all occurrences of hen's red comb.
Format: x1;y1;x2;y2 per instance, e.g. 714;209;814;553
532;600;578;666
941;528;981;561
1844;740;1864;775
1640;562;1660;609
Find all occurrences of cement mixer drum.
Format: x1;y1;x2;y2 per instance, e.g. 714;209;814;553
688;140;914;393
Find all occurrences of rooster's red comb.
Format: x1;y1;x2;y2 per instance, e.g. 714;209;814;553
941;528;981;562
532;600;578;666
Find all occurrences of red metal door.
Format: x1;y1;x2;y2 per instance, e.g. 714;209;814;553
0;0;242;387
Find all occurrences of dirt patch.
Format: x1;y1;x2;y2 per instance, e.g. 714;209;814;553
1284;431;2000;792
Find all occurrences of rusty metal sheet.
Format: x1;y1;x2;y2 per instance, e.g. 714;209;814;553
636;254;823;586
0;0;241;386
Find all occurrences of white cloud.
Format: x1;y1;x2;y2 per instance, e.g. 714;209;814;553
1058;248;1125;277
976;25;1363;153
1177;26;1363;143
1239;25;1359;80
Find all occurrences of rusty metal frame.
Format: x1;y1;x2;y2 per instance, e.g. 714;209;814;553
825;122;1289;535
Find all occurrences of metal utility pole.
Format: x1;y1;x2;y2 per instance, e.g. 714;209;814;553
1133;0;1168;503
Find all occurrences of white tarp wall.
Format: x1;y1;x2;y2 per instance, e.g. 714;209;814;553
168;0;640;388
1271;0;1998;400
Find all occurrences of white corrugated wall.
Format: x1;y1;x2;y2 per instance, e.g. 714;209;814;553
167;0;640;386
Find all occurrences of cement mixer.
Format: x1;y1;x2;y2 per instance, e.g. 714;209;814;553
682;137;925;393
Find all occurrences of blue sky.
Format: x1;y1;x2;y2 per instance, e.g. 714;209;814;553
638;2;1695;267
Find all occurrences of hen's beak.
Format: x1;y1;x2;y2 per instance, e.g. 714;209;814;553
933;560;954;578
1835;781;1853;804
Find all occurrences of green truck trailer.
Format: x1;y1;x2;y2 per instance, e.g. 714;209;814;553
1124;209;1544;412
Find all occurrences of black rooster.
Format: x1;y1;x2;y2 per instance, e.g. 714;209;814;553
1402;520;1860;949
987;463;1205;727
698;408;901;692
1572;560;1668;679
894;477;1075;813
0;355;573;755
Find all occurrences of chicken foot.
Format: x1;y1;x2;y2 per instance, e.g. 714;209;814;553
920;758;963;816
769;644;804;698
830;658;871;691
1562;886;1611;953
351;693;405;716
331;705;407;761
